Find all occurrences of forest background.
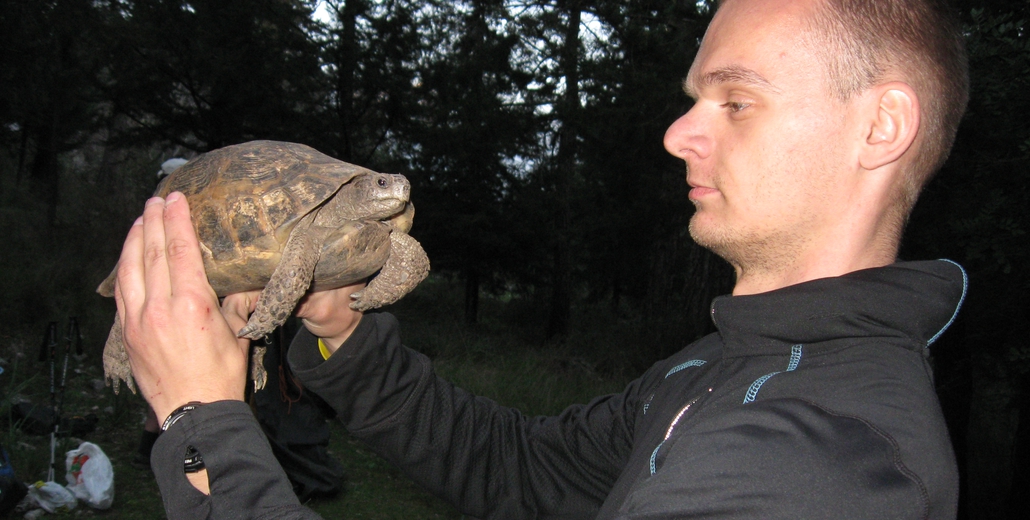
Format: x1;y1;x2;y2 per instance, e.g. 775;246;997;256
0;0;1027;518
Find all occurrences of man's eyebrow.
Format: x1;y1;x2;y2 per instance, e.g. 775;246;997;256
683;65;781;98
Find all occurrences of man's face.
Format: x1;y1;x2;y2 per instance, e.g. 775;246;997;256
664;0;862;272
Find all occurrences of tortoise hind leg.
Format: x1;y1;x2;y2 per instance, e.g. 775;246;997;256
102;313;137;395
238;213;326;339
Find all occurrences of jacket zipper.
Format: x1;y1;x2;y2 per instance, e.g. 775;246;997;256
649;387;713;475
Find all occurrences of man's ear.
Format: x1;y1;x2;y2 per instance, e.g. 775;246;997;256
858;82;920;171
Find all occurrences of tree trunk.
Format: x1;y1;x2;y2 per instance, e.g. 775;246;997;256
546;1;580;339
16;124;30;186
332;0;367;161
30;116;61;229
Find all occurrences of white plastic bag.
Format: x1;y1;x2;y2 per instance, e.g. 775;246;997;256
25;480;76;513
64;442;114;509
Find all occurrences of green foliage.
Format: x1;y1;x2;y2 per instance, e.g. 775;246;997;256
0;139;166;348
898;4;1030;517
317;0;424;164
0;273;638;518
100;0;326;151
905;4;1030;356
0;1;1028;515
390;1;540;323
0;0;726;345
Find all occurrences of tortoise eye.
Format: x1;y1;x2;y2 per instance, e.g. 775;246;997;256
377;177;388;188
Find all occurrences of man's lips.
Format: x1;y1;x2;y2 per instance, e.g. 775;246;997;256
688;186;719;200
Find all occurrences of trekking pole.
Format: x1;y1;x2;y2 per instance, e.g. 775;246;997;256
46;320;74;482
45;322;58;482
39;321;57;363
58;322;72;414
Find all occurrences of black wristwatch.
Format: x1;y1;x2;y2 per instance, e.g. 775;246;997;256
161;402;207;473
183;445;205;474
161;402;204;432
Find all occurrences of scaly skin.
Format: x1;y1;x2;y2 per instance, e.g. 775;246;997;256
237;211;326;339
102;314;135;394
352;232;430;311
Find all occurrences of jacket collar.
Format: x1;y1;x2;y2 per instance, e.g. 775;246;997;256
710;260;967;357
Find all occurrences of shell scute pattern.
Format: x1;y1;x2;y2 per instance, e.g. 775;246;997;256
98;140;430;393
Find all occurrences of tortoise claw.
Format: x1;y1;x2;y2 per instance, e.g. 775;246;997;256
349;290;377;312
236;323;265;340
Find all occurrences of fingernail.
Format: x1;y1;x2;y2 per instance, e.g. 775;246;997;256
133;217;143;226
165;192;183;205
145;197;164;207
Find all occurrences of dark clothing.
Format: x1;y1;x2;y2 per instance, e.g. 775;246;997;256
151;401;321;519
252;329;346;502
154;260;964;519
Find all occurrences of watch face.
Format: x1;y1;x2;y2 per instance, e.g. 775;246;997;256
161;403;203;431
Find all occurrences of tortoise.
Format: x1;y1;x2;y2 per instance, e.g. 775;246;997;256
97;140;430;393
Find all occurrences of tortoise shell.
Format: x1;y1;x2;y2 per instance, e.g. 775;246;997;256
98;140;430;393
156;140;385;294
98;140;401;297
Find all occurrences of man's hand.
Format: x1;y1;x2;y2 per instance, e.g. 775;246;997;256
294;282;366;355
220;290;260;344
222;282;364;358
114;192;248;422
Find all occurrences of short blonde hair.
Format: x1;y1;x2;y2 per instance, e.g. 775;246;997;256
805;0;969;213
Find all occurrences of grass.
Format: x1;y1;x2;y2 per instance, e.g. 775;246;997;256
1;335;165;519
0;276;636;518
0;167;663;518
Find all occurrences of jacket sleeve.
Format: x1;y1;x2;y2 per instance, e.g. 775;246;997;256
151;400;323;520
288;312;646;520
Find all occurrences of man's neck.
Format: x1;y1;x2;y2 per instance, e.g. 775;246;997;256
730;233;899;296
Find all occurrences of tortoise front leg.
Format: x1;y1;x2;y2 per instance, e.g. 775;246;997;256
351;231;429;311
237;212;325;339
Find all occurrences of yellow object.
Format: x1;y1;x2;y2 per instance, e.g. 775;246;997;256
318;338;332;360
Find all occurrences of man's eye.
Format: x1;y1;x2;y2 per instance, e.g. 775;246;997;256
721;101;751;113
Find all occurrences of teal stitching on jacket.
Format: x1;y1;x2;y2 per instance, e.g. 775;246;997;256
927;259;967;346
643;359;707;415
649;441;665;475
665;359;706;378
743;344;803;404
648;393;705;475
644;361;708;474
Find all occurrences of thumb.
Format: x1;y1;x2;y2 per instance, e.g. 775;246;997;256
221;290;261;332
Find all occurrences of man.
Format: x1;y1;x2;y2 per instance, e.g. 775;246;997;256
113;0;969;517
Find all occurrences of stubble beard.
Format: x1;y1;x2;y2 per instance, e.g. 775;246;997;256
688;208;803;280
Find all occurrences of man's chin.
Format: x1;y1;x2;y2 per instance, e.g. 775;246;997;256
688;216;722;250
688;218;739;263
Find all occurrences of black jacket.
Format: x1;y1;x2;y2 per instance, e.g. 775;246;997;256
154;260;965;519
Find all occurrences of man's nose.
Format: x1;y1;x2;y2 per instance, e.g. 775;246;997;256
663;105;710;161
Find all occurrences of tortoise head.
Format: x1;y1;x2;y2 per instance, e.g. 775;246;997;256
359;173;410;219
318;172;410;223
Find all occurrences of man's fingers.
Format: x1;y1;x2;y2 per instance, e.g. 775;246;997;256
115;217;146;324
221;292;253;326
141;197;171;299
222;291;261;319
221;291;261;342
162;192;211;297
